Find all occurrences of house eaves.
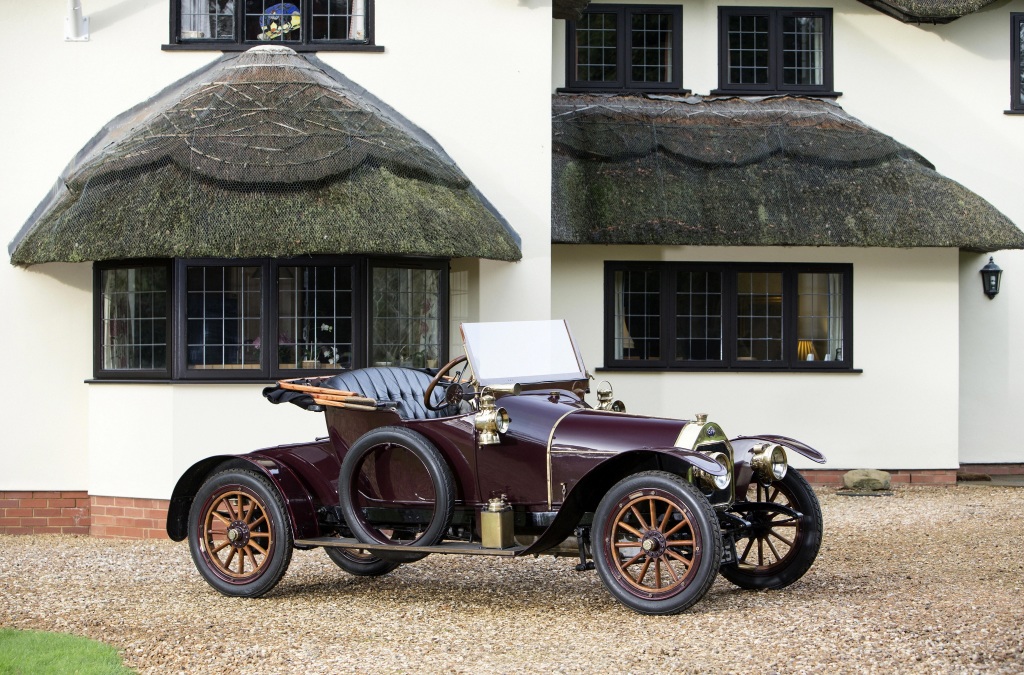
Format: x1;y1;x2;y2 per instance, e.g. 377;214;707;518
552;94;1024;253
9;46;521;266
855;0;1000;23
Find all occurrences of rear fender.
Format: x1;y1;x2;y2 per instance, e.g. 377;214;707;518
522;449;714;556
166;454;319;542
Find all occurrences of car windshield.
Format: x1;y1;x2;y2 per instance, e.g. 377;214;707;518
460;320;587;386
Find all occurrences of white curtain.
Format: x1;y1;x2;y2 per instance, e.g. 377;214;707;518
180;0;216;37
348;0;365;40
826;273;843;361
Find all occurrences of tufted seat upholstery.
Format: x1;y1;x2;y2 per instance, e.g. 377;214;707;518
323;367;448;420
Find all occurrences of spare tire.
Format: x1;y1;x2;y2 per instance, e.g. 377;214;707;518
338;426;455;561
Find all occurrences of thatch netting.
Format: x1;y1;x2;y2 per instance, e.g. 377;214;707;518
856;0;1000;23
10;46;521;266
553;94;1024;252
553;0;592;20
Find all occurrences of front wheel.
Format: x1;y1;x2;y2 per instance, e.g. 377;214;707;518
719;468;823;590
592;471;722;615
324;547;401;577
187;469;293;597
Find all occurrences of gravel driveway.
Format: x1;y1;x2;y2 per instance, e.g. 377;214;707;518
2;485;1022;674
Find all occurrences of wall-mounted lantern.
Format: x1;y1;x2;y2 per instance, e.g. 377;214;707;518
980;257;1002;299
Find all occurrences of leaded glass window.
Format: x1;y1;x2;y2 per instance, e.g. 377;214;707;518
173;0;372;48
718;7;833;95
99;266;169;372
1012;14;1024;113
605;262;852;370
567;5;683;92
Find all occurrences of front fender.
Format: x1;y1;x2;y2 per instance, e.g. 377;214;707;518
165;454;320;542
731;435;826;464
524;448;720;556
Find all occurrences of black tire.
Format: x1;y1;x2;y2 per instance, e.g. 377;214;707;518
324;547;401;577
720;468;823;590
338;426;455;562
592;471;722;615
187;469;293;598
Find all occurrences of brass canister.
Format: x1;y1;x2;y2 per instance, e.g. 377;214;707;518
481;496;513;549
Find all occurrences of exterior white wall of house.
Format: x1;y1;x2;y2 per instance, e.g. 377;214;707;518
554;0;1024;467
552;246;961;471
1;1;552;499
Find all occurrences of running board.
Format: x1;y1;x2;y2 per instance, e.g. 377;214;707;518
294;536;528;557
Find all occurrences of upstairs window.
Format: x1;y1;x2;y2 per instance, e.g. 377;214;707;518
170;0;376;50
1012;14;1024;113
715;7;835;96
565;4;684;92
605;262;853;371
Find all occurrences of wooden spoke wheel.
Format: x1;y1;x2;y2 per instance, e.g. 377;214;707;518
593;471;721;615
720;468;822;590
187;469;292;597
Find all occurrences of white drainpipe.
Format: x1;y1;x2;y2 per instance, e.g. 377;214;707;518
66;0;89;41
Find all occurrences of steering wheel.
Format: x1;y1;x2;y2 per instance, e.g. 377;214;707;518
424;355;473;412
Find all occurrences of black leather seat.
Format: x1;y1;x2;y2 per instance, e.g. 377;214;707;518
323;367;447;420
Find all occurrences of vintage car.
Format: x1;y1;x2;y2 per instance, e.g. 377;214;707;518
167;320;825;615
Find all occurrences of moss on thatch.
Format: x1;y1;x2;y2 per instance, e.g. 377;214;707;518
553;94;1024;253
10;46;520;265
553;0;591;20
856;0;1000;23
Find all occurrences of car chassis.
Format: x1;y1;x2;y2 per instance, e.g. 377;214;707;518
168;320;826;615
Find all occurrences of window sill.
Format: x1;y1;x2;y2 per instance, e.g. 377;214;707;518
708;89;842;99
1004;109;1024;115
162;42;385;53
557;86;691;96
596;366;862;374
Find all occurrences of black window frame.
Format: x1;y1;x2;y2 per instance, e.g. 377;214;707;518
603;261;854;372
93;256;449;382
713;6;836;97
1010;13;1024;114
165;0;382;52
564;4;685;93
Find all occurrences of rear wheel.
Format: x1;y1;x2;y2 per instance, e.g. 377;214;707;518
592;471;722;615
338;426;455;562
324;547;400;577
187;469;292;597
719;469;822;590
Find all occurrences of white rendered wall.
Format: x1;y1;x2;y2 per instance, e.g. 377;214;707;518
2;1;552;498
554;0;1024;466
553;246;961;471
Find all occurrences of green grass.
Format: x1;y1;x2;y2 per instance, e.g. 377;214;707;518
0;629;135;674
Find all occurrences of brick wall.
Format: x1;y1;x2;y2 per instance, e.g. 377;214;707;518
0;491;91;535
0;465;1014;538
0;492;169;539
89;496;170;540
803;469;959;486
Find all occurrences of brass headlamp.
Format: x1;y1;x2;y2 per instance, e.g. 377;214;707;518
751;443;788;482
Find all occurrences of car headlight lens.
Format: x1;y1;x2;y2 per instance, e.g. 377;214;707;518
751;444;788;482
695;451;731;491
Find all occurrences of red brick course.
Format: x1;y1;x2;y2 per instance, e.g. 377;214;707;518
1;464;1018;539
0;491;168;539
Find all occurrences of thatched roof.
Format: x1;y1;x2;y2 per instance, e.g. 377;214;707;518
552;94;1024;253
9;46;521;266
553;0;591;20
856;0;1000;23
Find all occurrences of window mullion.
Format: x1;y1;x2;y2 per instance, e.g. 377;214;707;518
723;269;737;367
661;266;675;364
783;269;797;368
